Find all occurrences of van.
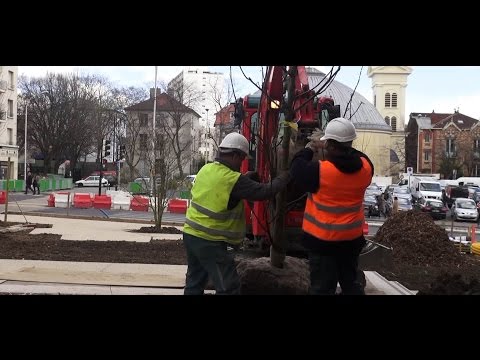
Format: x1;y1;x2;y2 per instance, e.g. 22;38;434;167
410;176;442;201
185;175;196;185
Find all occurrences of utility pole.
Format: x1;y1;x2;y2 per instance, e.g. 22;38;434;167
150;66;158;197
99;140;103;196
4;157;10;222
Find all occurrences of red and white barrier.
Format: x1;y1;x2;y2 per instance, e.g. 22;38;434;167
45;192;186;213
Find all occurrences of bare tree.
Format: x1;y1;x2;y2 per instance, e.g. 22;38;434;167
110;86;149;182
18;73;116;175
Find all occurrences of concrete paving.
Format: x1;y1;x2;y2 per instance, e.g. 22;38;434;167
4;214;183;242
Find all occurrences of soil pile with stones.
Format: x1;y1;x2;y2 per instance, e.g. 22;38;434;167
236;256;310;295
418;272;480;295
374;210;464;267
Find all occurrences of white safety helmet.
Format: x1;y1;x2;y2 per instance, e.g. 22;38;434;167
320;117;357;143
219;132;251;158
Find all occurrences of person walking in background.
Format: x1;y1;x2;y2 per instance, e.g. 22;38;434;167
182;132;291;295
25;171;34;194
33;174;40;195
392;196;399;214
290;118;374;295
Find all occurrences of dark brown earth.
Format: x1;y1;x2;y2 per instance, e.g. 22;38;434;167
362;211;480;294
128;226;183;234
2;217;480;294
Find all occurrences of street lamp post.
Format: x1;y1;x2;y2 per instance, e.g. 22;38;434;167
24;99;28;187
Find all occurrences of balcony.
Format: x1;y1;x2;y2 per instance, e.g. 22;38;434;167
0;80;7;92
445;151;457;158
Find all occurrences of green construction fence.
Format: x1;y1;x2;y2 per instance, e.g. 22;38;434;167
0;177;73;192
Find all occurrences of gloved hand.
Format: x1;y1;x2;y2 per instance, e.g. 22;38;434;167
305;128;324;152
244;171;260;182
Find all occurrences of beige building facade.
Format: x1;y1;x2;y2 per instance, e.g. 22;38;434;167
0;66;18;180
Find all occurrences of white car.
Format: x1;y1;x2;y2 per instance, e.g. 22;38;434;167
451;198;478;222
75;176;109;187
185;175;196;185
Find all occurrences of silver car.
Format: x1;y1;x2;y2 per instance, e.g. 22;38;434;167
451;198;478;222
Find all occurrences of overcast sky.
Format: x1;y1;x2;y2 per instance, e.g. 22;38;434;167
18;66;480;121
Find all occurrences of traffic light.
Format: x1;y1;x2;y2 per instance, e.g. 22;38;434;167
103;139;111;157
119;144;126;159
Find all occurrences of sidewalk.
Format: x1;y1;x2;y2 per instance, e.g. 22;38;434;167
4;214;183;241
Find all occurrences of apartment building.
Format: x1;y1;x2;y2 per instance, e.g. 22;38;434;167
124;89;200;178
0;66;18;180
168;67;224;163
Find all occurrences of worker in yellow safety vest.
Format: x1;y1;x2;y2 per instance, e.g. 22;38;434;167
183;132;291;295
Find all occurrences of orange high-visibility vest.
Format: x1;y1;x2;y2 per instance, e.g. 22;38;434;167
303;157;372;241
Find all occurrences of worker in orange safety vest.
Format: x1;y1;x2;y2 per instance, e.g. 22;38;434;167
290;118;374;295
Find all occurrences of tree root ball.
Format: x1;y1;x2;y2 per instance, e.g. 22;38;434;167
237;256;310;295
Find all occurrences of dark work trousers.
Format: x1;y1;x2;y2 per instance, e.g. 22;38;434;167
308;241;365;295
183;232;240;295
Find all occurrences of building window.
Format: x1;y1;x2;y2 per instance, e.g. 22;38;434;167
139;113;148;127
392;93;398;107
385;93;391;108
385;116;390;126
446;138;456;157
374;95;376;107
474;139;480;151
8;100;13;118
424;132;430;142
7;128;13;145
391;116;397;132
424;150;430;161
140;134;148;148
8;71;14;89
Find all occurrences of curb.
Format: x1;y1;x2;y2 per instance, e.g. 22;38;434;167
4;211;185;227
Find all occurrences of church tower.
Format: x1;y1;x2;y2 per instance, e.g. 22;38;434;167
368;66;413;176
367;66;412;132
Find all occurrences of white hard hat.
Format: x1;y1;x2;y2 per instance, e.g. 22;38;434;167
320;117;357;143
219;132;251;158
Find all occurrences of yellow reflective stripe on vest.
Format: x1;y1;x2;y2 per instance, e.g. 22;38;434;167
191;201;244;220
185;218;245;240
304;213;364;231
307;193;363;213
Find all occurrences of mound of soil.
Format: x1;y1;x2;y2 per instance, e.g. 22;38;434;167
374;211;463;267
129;226;182;234
237;256;310;295
418;272;480;295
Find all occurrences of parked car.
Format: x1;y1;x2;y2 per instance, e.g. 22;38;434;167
392;186;412;200
366;183;382;197
414;197;448;220
444;185;470;207
75;175;108;187
386;196;413;214
363;193;380;217
451;198;478;222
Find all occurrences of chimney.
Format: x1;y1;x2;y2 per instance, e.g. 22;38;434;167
150;88;160;99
